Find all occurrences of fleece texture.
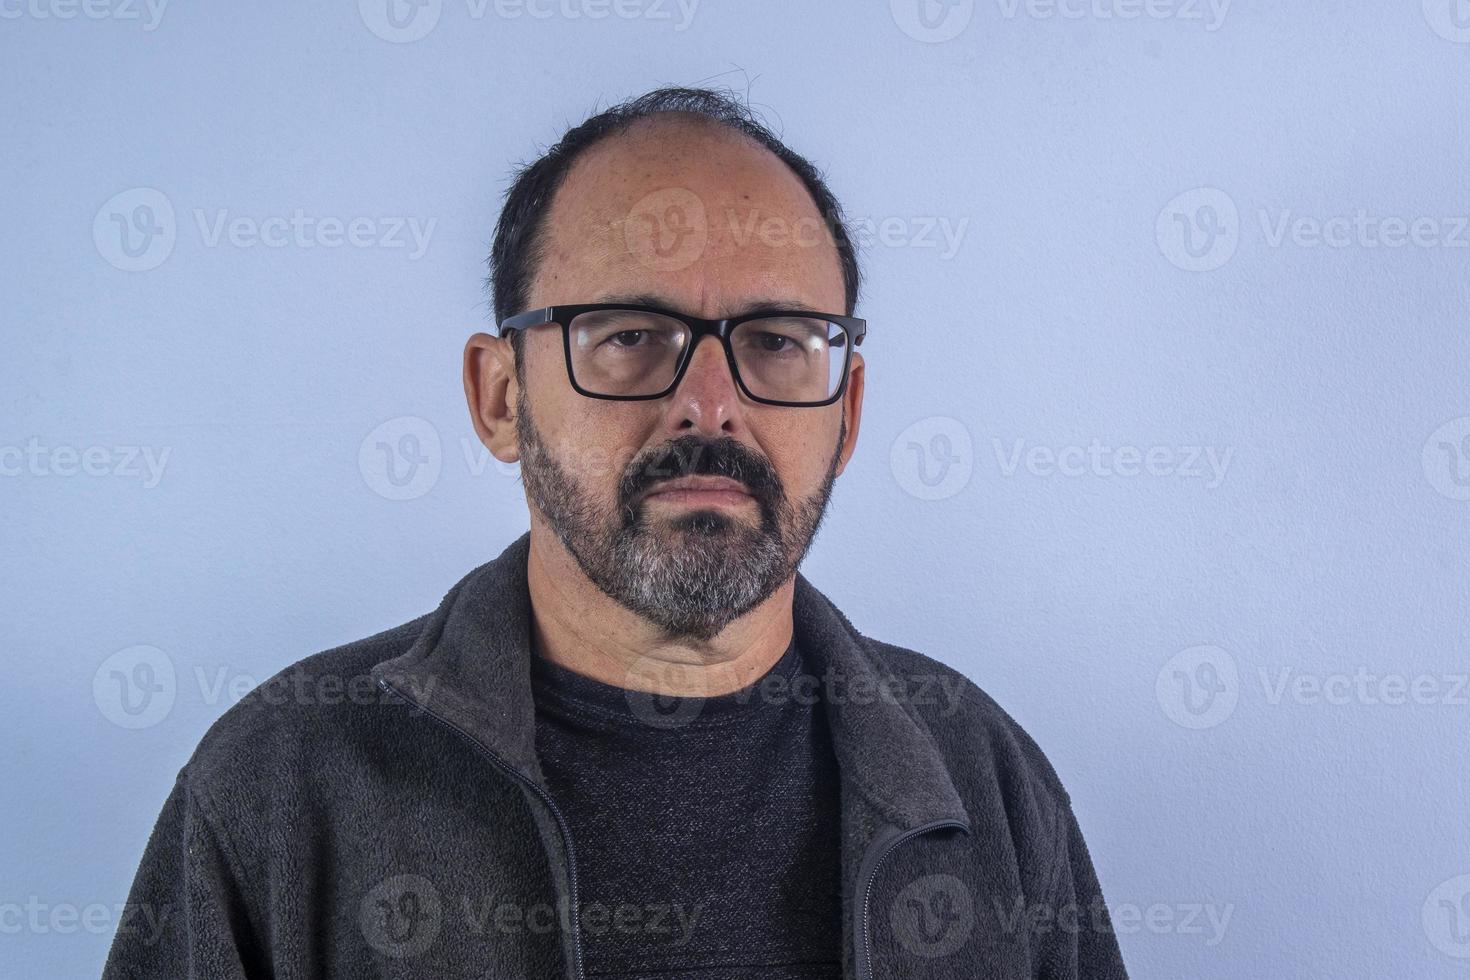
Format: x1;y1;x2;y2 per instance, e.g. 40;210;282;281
102;531;1129;979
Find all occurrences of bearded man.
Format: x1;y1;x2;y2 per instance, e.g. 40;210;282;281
104;86;1128;980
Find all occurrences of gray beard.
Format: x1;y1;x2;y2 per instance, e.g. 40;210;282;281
514;388;845;643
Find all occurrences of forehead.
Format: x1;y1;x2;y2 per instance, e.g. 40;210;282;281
530;115;846;317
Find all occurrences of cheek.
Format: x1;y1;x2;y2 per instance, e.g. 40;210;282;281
759;416;841;489
550;403;661;490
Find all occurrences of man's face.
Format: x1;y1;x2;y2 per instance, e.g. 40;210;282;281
512;116;862;643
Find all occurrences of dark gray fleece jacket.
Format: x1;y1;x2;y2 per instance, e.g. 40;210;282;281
102;531;1129;979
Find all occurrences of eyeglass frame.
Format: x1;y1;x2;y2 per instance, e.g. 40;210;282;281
497;302;867;408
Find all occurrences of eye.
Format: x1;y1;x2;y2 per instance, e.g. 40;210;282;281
749;331;800;354
607;329;648;348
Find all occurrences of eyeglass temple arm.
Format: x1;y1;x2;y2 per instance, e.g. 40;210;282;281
498;307;556;336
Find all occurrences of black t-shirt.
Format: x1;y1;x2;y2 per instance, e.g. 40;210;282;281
530;635;844;979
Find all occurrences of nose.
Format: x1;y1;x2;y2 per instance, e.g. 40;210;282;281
666;334;745;436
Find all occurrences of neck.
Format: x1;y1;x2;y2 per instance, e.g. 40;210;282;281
524;521;796;698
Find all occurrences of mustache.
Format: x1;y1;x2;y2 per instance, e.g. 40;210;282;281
619;435;782;507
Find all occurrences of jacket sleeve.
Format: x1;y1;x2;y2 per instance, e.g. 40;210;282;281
101;769;261;980
1035;799;1129;979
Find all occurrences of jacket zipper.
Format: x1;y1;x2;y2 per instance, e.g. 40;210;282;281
377;676;586;980
856;818;969;980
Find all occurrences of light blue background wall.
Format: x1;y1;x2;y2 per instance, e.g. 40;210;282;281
4;1;1469;976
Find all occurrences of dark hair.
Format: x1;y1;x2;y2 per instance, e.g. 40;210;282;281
487;86;862;368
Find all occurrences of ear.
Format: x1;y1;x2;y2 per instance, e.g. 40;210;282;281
835;350;864;477
463;331;521;463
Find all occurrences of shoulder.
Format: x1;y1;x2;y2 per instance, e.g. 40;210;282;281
180;614;429;794
862;634;1074;818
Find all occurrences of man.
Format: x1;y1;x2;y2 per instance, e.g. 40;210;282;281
104;87;1128;979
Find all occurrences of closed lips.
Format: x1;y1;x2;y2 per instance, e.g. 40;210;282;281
645;477;751;497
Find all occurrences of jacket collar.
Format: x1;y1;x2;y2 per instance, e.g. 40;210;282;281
372;531;969;832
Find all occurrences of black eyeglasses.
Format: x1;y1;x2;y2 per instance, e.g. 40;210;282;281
498;303;865;408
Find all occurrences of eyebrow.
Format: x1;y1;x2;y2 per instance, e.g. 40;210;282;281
593;292;833;319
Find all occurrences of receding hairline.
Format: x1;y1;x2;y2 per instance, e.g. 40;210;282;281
556;108;814;197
